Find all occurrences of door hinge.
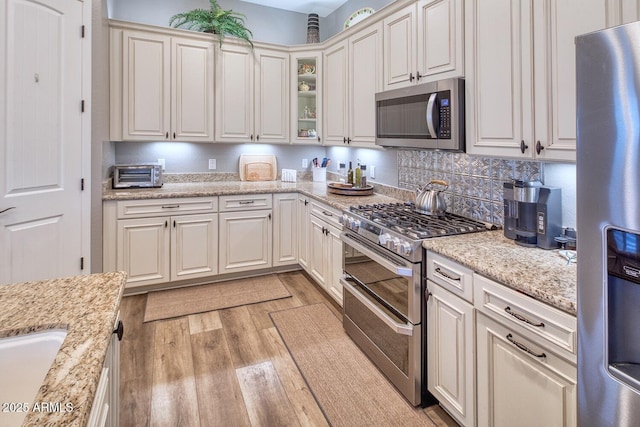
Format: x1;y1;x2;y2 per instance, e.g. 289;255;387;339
81;25;85;38
81;178;85;191
81;100;85;112
80;257;85;270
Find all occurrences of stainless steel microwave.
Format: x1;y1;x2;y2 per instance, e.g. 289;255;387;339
112;163;163;189
375;78;464;151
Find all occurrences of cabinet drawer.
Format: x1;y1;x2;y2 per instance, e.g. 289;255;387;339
426;251;474;303
116;197;218;218
219;194;272;211
474;273;577;358
310;200;342;229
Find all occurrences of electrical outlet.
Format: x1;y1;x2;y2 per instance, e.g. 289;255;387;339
370;165;375;179
157;158;166;171
208;159;217;170
302;158;308;168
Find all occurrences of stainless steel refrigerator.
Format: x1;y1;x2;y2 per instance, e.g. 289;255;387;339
577;22;640;426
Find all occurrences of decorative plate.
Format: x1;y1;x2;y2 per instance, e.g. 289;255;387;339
344;7;375;29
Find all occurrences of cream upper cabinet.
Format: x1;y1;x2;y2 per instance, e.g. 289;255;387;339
215;44;289;143
465;0;613;161
383;0;464;90
291;51;322;144
323;39;349;145
110;26;214;142
323;22;383;148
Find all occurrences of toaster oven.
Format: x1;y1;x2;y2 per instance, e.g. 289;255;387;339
112;164;163;189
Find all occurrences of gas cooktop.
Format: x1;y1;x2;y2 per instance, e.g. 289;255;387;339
342;202;494;262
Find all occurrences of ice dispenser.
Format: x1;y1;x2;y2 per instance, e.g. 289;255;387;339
607;228;640;390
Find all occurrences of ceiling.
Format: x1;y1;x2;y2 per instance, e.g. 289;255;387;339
238;0;350;17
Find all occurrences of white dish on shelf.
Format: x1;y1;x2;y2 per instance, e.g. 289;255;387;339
344;7;375;29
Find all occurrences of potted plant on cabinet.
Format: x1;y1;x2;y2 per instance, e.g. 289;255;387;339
169;0;253;48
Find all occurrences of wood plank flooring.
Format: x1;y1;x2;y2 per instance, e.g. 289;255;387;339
119;270;458;426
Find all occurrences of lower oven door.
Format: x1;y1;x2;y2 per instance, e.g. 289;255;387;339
342;277;423;406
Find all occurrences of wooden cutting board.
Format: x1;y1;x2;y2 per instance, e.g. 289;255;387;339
239;154;277;181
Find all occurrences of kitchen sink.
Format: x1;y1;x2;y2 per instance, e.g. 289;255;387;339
0;329;68;425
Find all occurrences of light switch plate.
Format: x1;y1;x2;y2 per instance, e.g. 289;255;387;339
157;158;166;171
370;165;375;179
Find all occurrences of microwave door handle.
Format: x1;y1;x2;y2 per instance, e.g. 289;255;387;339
426;93;438;138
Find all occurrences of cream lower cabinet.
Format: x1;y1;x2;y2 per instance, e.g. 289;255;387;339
465;0;614;161
110;23;214;142
88;314;121;427
323;22;383;148
297;194;311;271
218;194;273;273
308;201;344;305
273;193;298;267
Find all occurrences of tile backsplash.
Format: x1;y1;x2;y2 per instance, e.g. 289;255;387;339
397;151;543;226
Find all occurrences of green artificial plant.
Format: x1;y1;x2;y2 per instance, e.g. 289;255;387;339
169;0;253;48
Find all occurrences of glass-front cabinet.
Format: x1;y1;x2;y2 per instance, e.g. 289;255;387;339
291;51;322;144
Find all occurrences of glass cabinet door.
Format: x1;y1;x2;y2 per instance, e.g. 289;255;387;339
291;51;322;144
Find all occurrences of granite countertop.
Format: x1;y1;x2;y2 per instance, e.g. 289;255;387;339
0;272;127;426
423;230;577;315
103;179;409;211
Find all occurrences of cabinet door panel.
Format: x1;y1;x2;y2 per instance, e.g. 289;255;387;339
117;217;170;286
215;44;254;142
383;7;416;89
255;49;289;143
171;213;218;280
327;224;344;305
349;22;383;147
172;38;214;142
308;215;328;289
297;196;310;271
477;313;577;427
418;0;463;80
273;194;297;267
122;31;170;140
219;210;271;273
323;40;348;145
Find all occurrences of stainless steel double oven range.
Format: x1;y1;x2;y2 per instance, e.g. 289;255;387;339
341;202;491;406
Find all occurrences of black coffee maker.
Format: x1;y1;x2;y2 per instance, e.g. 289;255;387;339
503;180;562;249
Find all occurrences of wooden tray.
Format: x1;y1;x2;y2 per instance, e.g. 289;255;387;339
327;182;374;196
239;154;277;181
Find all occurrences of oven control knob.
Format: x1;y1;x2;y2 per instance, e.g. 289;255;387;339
400;242;413;256
387;237;400;251
379;233;391;245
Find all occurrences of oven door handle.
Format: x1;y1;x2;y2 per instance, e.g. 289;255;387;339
342;278;414;336
342;232;413;277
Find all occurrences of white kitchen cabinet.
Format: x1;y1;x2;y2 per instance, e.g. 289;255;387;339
218;194;273;273
308;201;344;305
323;23;383;148
215;44;289;143
297;195;311;271
88;314;121;427
426;251;475;427
474;273;577;427
110;25;214;142
383;0;464;90
476;312;577;427
273;193;298;267
105;197;218;288
465;0;613;161
291;51;322;144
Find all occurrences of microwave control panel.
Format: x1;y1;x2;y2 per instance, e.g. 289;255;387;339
438;90;451;139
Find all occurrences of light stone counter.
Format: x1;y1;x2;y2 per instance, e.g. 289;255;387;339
423;230;576;315
103;179;411;211
0;272;127;426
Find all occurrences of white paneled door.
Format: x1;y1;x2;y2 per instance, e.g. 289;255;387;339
0;0;85;284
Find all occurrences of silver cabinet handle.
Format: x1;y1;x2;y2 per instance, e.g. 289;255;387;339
161;205;180;209
322;210;333;217
239;200;255;205
506;334;546;359
0;207;16;214
505;306;545;328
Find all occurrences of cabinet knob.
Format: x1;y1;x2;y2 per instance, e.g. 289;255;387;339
520;140;529;154
173;132;176;139
535;140;545;155
165;132;169;139
409;72;415;82
416;71;422;81
343;137;347;144
347;137;351;144
256;134;260;141
113;320;124;341
250;134;254;141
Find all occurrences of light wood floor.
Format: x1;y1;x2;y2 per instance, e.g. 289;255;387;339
119;270;458;427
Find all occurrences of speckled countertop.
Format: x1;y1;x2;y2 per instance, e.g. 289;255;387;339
103;179;409;211
0;272;126;426
423;231;577;315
